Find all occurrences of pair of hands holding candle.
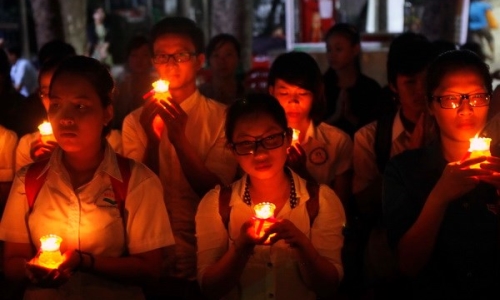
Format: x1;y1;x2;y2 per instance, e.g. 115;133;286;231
140;80;188;144
25;249;87;288
433;155;500;205
236;218;309;250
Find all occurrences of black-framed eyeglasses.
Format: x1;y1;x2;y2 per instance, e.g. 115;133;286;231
152;52;197;64
432;93;490;109
230;131;287;155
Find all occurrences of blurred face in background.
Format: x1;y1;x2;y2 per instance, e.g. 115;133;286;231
326;34;359;71
209;41;239;79
128;44;151;74
392;70;427;116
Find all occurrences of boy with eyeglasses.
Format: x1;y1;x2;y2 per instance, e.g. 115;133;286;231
122;17;238;299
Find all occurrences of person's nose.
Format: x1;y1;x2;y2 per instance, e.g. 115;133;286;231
57;106;76;126
458;99;473;116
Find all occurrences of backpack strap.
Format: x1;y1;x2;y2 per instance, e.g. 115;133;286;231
109;154;132;220
218;184;233;230
25;159;50;212
305;181;320;227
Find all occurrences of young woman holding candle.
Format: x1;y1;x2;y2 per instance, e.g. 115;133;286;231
196;94;346;300
0;56;174;299
383;49;500;299
267;51;353;206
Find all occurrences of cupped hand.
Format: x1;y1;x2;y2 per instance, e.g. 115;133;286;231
476;156;500;190
267;219;308;248
26;256;69;288
157;99;188;145
235;219;271;249
30;139;57;162
432;156;492;204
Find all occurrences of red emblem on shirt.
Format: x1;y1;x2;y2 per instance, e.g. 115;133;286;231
309;147;328;165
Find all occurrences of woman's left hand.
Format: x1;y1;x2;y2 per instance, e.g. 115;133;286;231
476;156;500;189
267;219;308;248
157;100;188;145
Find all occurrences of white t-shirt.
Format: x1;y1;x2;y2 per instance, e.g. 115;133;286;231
0;125;18;182
122;90;238;280
196;170;345;300
0;143;175;299
10;58;38;97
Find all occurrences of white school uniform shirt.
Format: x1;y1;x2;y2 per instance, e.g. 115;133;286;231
15;129;123;172
0;125;18;182
10;57;38;97
353;109;411;194
0;143;175;300
196;170;346;300
299;121;352;185
122;90;238;280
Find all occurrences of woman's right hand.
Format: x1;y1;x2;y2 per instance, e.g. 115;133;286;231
30;139;57;162
26;259;69;288
431;156;492;204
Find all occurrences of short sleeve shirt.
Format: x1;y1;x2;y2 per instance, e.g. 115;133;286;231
196;170;346;300
122;90;238;279
0;143;175;299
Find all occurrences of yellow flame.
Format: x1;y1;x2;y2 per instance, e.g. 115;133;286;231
254;202;276;219
292;128;300;143
152;79;169;93
468;135;491;152
38;234;63;269
40;234;62;252
38;121;53;136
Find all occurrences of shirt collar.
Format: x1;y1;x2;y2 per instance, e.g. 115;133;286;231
391;109;406;142
49;142;122;182
178;89;202;112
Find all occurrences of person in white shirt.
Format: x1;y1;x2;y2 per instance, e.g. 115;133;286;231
196;94;345;300
6;44;38;97
0;56;174;299
122;17;238;299
267;51;352;206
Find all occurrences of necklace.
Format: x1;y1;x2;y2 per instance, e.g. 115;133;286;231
243;169;298;208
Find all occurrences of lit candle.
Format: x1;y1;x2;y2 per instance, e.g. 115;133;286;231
292;128;300;145
253;202;276;244
468;136;491;168
143;79;172;101
38;121;55;144
38;234;63;269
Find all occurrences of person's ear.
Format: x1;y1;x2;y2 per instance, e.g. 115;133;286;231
104;104;113;126
195;53;205;71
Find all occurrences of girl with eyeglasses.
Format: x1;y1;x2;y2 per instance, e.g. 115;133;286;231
383;49;500;299
195;94;345;299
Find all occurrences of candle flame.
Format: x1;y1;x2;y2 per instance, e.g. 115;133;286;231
40;234;62;252
38;121;53;136
468;135;491;152
152;79;169;93
254;202;276;219
292;128;300;143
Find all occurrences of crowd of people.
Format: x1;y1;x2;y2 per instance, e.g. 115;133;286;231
0;14;500;300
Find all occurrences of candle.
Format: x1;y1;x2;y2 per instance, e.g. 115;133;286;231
468;136;491;168
292;128;300;145
38;121;55;144
38;234;63;269
143;79;172;101
253;202;276;244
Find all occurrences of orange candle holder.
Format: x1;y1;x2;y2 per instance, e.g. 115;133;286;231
253;202;276;245
38;121;55;144
38;234;63;269
468;136;491;168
